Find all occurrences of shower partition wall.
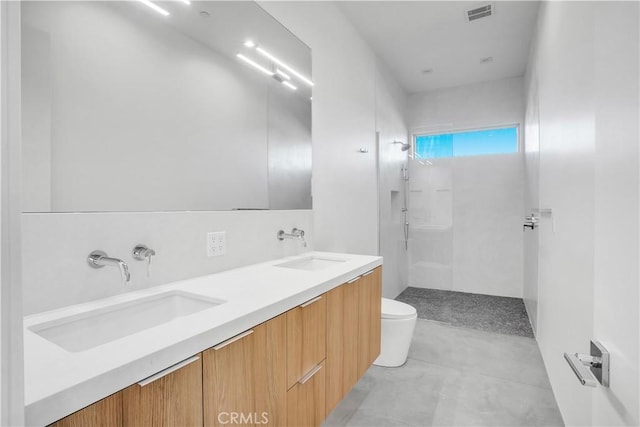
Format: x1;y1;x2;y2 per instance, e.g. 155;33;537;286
408;157;454;290
407;128;524;298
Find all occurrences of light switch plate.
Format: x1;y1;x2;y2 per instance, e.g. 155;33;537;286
207;232;226;257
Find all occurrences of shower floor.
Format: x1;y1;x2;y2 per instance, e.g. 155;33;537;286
396;287;534;338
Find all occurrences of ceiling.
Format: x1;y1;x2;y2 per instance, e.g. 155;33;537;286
337;1;540;94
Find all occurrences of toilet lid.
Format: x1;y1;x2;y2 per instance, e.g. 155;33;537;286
381;298;417;319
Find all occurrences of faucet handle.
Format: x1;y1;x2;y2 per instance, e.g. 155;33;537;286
292;228;307;247
132;244;156;278
87;250;108;268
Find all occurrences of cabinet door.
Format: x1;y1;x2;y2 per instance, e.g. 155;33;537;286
286;295;326;389
357;267;382;378
287;361;326;427
122;355;203;427
203;315;287;427
326;279;359;414
48;391;122;427
203;329;256;427
253;314;287;427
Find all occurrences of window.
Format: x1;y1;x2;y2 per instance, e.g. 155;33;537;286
414;126;519;159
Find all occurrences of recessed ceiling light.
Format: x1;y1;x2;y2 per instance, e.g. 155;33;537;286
480;56;494;64
422;68;434;75
244;40;256;48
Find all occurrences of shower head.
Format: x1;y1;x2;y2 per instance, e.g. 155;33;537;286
393;141;411;151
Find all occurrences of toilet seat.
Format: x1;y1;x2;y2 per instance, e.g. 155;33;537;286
381;298;417;320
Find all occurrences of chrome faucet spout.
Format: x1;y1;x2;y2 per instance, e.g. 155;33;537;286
88;250;132;285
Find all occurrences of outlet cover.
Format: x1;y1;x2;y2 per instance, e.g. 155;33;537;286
207;231;226;257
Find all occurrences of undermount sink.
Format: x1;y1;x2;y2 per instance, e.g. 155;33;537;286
276;256;347;271
28;290;225;352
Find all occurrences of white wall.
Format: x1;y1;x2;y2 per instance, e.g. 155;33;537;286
406;77;525;298
525;2;639;425
0;1;25;424
375;61;409;298
592;3;639;424
259;2;379;257
22;210;312;315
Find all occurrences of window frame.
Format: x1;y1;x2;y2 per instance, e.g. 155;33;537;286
411;123;522;159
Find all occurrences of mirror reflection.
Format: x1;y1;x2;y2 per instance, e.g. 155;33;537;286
21;1;312;212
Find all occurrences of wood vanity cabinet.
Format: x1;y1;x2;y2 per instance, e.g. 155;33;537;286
47;265;382;427
326;266;382;414
357;267;382;378
122;354;203;426
286;361;326;427
325;278;359;414
285;294;328;426
286;294;327;390
202;314;287;427
49;354;203;427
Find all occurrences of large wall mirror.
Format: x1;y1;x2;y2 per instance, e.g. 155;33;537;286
21;1;312;212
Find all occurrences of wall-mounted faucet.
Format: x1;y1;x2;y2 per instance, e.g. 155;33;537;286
277;228;307;247
87;250;131;285
132;244;156;278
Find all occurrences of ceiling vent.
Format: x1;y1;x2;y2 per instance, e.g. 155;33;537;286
465;3;494;22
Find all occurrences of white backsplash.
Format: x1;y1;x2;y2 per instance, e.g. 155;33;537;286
22;210;312;315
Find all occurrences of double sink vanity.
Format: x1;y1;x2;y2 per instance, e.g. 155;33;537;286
18;2;374;426
24;252;382;426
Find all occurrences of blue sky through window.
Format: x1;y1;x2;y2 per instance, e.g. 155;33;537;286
415;127;518;159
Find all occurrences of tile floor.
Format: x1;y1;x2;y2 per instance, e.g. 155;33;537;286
396;287;534;338
323;290;563;427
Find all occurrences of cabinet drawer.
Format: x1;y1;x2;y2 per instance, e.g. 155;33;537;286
286;295;327;389
286;361;326;427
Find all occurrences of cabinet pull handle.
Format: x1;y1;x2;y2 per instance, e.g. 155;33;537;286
213;330;254;350
300;296;322;307
363;269;376;277
298;364;322;385
137;355;200;387
347;276;361;284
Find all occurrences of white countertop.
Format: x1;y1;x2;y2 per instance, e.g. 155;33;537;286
23;251;382;426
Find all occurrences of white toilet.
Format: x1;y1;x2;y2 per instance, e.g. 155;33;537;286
374;298;418;367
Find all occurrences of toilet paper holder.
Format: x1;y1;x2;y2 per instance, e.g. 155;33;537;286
564;340;609;387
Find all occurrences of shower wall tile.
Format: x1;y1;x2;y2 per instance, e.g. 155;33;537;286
452;153;525;298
